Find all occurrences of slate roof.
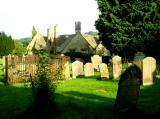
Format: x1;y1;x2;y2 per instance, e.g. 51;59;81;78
27;32;98;54
56;34;76;52
55;34;97;52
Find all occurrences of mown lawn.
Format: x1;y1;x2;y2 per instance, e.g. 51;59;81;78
0;62;160;119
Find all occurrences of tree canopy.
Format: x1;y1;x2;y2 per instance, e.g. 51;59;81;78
0;32;15;56
12;41;26;56
95;0;160;60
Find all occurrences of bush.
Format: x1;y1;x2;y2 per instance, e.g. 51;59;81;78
30;51;58;117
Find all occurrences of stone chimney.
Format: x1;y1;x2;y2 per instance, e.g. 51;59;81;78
54;25;59;39
75;21;81;34
47;27;54;42
47;25;59;42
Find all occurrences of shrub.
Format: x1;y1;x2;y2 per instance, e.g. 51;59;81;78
30;51;58;117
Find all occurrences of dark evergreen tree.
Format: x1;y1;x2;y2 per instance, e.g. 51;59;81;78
0;32;15;56
95;0;160;60
12;41;26;55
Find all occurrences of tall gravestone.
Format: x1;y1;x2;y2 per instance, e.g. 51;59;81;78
72;61;84;78
114;65;142;113
143;57;156;86
112;55;122;79
63;61;71;79
84;63;94;77
91;55;102;71
99;63;109;80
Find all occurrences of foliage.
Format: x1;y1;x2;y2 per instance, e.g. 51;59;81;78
32;26;37;39
96;41;111;56
32;51;57;116
84;31;98;36
0;32;15;56
19;37;32;47
12;41;26;55
95;0;160;60
0;62;4;82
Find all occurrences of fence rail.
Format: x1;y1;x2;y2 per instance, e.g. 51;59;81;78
3;55;70;84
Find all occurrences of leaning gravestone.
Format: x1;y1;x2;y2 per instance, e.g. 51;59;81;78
99;63;109;80
72;61;84;78
143;57;156;86
114;64;142;113
91;55;102;71
84;63;94;77
112;55;122;79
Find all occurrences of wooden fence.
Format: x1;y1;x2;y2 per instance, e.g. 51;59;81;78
3;55;71;84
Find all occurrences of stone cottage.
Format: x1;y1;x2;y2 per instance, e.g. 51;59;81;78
27;22;97;55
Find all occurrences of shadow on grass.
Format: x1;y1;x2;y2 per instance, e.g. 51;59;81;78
0;83;33;119
55;91;117;119
138;77;160;116
0;77;160;119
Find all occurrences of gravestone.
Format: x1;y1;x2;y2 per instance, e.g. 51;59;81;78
72;61;84;78
114;65;142;113
133;52;145;69
63;61;71;79
143;57;156;86
99;63;109;80
84;63;94;77
112;55;122;79
91;55;102;71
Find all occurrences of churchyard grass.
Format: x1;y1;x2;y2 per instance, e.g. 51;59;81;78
0;64;160;118
138;77;160;114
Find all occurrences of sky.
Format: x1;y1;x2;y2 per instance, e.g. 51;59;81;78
0;0;99;39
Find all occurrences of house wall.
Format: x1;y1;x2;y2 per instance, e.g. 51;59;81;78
62;33;95;54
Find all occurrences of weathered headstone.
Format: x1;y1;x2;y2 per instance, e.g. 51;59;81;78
112;55;122;79
143;57;156;86
91;55;102;71
134;52;145;61
133;52;145;69
63;61;71;79
84;63;94;77
114;65;142;113
99;63;109;80
72;61;84;78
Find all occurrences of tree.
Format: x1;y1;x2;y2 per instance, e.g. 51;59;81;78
84;31;98;36
12;41;26;55
95;0;160;60
19;37;32;47
0;32;15;56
